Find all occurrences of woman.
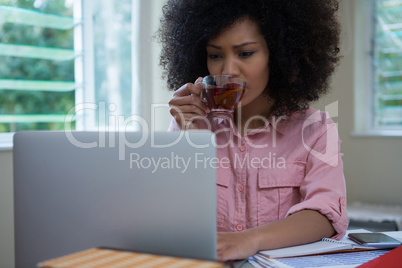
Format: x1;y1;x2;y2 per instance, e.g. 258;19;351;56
158;0;348;261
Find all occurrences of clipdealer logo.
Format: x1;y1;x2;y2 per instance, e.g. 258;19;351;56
302;101;339;167
63;103;216;160
63;101;341;168
129;152;286;174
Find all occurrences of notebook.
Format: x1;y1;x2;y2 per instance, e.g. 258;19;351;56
250;230;402;268
250;250;391;268
13;131;217;268
257;229;375;259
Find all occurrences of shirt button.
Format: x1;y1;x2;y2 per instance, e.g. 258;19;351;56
236;224;244;231
238;184;244;192
240;145;246;152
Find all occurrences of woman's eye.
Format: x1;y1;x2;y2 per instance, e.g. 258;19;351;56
239;51;255;57
208;54;221;60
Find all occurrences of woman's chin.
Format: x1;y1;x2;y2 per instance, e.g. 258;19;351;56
236;100;250;109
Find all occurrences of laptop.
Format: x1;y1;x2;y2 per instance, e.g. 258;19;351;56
13;131;217;268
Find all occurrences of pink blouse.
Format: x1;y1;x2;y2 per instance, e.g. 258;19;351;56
168;108;348;239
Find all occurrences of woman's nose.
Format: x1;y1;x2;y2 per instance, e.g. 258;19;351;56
221;57;239;76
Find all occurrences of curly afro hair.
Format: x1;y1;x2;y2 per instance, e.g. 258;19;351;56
158;0;341;116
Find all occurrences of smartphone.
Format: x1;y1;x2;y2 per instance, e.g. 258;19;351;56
348;232;401;248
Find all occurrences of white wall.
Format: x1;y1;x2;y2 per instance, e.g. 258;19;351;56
1;0;402;267
137;0;172;132
312;0;402;206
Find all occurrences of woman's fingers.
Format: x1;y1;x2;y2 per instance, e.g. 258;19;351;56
169;94;209;113
168;80;210;129
195;76;203;84
170;103;207;117
171;111;206;129
169;82;209;114
173;82;203;97
169;104;207;129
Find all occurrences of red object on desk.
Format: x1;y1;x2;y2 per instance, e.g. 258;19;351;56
357;246;402;268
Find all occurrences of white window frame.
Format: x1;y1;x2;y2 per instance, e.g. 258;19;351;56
0;0;161;150
352;0;402;137
0;0;84;150
76;0;96;131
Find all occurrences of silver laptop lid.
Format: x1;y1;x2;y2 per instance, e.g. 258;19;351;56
13;131;217;268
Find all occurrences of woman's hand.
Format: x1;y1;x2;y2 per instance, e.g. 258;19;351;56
217;210;336;261
217;231;260;261
168;77;210;129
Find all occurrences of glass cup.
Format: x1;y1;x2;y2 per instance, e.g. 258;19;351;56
199;75;246;119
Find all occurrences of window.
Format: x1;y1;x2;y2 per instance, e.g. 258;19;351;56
372;0;402;129
0;0;77;139
0;0;148;148
353;0;402;136
0;0;84;149
81;0;136;131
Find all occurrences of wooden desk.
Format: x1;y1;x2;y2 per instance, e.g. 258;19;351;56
38;231;402;268
38;248;229;268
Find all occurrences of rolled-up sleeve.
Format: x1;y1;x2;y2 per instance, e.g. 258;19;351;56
286;113;348;240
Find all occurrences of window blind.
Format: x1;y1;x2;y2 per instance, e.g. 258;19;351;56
0;4;80;132
373;0;402;127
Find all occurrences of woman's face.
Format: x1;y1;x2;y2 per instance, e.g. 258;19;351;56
206;18;270;108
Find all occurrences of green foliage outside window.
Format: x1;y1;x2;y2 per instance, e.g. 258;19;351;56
374;0;402;126
0;0;75;132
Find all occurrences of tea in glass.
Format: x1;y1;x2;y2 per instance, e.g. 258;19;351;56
200;75;246;118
